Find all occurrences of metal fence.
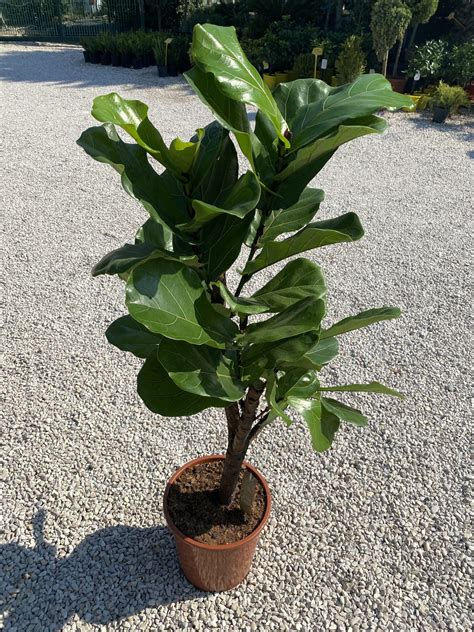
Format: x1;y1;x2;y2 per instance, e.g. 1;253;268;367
0;0;141;40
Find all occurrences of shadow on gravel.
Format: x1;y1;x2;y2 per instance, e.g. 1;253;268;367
405;112;474;145
1;509;202;630
0;46;193;91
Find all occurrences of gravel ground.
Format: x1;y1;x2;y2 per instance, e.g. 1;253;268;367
1;43;472;632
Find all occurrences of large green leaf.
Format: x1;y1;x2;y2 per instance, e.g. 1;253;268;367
191;24;289;147
137;351;228;416
321;307;401;339
215;282;269;315
252;258;326;312
91;93;194;175
321;397;367;426
158;338;245;401
259;188;325;244
200;213;254;280
106;315;162;358
189;122;238;205
181;171;260;231
241;331;320;380
296;337;339;369
77;124;189;231
274;117;387;207
274;75;413;151
289;397;340;452
126;259;237;348
276;367;319;400
239;298;325;346
317;381;404;399
92;242;199;277
242;213;364;275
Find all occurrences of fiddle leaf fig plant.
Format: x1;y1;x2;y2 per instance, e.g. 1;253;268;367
78;24;413;505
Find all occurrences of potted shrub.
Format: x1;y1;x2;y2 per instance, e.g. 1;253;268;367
117;33;133;68
335;35;366;85
80;36;92;63
430;81;470;123
405;39;449;92
292;53;314;79
110;34;121;67
77;23;413;592
87;36;101;65
154;34;168;77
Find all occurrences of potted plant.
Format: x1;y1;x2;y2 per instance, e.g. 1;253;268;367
371;0;412;87
292;53;314;79
335;35;366;85
86;36;101;65
80;36;92;63
77;23;413;592
430;81;469;123
117;33;133;68
405;39;449;92
153;34;168;77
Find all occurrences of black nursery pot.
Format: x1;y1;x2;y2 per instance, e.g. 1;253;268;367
121;53;133;68
132;56;144;69
89;51;100;64
157;64;168;77
82;50;90;63
111;53;121;67
100;52;111;65
432;106;449;124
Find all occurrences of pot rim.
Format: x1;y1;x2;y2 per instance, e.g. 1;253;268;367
163;454;272;552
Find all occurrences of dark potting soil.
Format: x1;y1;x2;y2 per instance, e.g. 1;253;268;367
167;460;266;545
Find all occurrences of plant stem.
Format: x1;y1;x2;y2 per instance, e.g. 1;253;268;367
219;383;264;505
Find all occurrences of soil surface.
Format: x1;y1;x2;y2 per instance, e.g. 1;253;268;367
166;461;266;545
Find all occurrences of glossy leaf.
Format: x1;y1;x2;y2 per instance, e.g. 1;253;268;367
241;331;320;380
126;260;238;348
321;307;401;339
158;338;246;401
273;75;413;150
137;351;228;416
242;213;364;275
239;298;325;346
259;188;325;244
189;121;238;205
276;367;319;400
200;213;254;280
275;117;386;206
215;282;269;315
91;93;190;174
321;397;367;426
106;315;162;358
297;337;339;369
77;124;189;231
252;258;326;312
317;381;404;399
191;24;289;146
182;171;260;231
290;397;340;452
92;242;199;277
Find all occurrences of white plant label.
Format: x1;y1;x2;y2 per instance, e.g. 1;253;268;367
414;72;421;81
321;58;328;70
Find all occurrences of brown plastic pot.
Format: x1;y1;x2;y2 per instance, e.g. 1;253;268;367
163;454;271;592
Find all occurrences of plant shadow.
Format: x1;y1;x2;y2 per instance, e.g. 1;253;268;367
0;45;194;92
405;110;474;144
0;509;202;631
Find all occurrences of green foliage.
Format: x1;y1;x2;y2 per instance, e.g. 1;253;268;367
444;40;474;86
430;81;469;114
405;0;438;26
407;39;449;79
335;35;367;85
79;24;411;460
262;20;319;71
371;0;412;72
292;54;314;79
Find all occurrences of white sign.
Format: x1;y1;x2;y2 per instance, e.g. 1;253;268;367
369;68;375;74
321;58;328;70
414;71;421;81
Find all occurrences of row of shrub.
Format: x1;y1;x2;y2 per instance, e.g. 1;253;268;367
407;39;474;88
80;32;191;73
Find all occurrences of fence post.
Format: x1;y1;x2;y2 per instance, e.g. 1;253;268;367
53;0;64;38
